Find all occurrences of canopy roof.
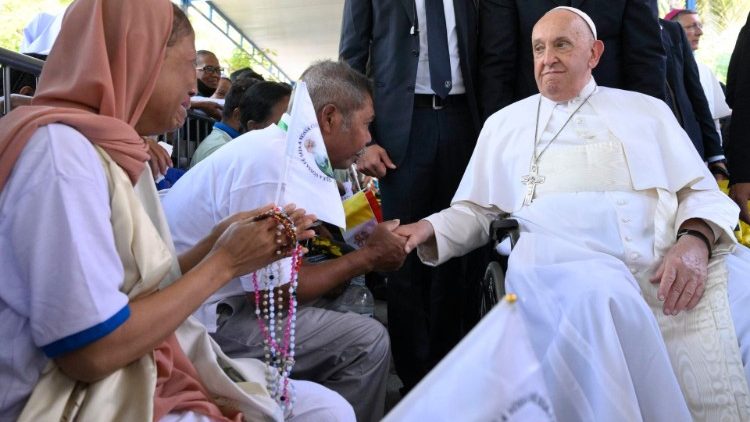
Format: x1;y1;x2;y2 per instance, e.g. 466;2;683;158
211;0;345;80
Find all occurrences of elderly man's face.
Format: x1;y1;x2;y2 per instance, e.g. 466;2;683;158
196;53;221;90
531;11;603;102
323;97;374;169
676;13;703;51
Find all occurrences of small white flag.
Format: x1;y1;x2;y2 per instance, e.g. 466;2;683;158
276;82;346;228
384;299;556;421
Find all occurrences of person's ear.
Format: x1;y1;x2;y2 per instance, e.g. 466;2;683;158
18;86;34;96
319;104;338;135
231;107;241;123
589;40;605;69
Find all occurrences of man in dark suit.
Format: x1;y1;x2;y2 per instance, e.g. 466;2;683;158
479;0;666;118
660;18;727;175
339;0;481;393
727;12;750;224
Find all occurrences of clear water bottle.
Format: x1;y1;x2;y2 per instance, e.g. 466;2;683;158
334;275;375;317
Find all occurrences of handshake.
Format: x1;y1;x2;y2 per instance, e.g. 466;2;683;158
359;219;436;272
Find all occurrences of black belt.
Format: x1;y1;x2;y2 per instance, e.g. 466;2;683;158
413;94;466;110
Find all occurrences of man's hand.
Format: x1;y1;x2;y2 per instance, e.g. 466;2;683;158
709;161;729;182
356;144;396;178
191;100;223;120
730;182;750;224
144;137;172;178
395;220;435;254
650;235;709;316
361;220;407;271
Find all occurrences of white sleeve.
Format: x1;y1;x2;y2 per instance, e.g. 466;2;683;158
418;201;500;266
675;187;740;255
0;125;129;357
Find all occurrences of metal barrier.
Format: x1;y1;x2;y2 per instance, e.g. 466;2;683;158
161;110;215;169
0;47;44;115
1;46;214;169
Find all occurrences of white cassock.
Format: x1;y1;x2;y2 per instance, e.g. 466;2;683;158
416;78;750;421
697;61;732;143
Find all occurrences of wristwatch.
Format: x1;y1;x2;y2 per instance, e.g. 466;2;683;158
709;161;730;179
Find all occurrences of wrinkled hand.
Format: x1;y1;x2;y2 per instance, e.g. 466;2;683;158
394;220;435;254
356;144;396;178
362;220;407;271
191;100;223;120
730;182;750;224
650;235;709;316
209;204;316;250
209;214;279;279
145;137;172;179
282;203;317;244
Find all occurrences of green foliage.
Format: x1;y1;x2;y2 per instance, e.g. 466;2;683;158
227;48;252;73
655;0;749;83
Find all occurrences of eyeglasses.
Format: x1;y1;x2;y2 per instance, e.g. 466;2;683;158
196;66;224;74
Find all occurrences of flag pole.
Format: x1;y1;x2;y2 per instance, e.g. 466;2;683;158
274;155;291;207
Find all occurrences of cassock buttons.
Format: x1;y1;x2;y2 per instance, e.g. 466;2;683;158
630;252;640;260
616;199;627;206
444;81;451;88
624;236;632;242
621;217;631;223
630;267;638;274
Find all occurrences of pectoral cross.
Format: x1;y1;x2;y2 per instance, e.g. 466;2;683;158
521;163;545;206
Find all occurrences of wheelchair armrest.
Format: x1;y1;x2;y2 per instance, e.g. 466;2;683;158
489;218;519;248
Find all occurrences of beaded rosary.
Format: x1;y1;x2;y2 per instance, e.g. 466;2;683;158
251;208;302;413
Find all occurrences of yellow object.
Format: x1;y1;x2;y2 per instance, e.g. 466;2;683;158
504;293;518;303
718;180;750;247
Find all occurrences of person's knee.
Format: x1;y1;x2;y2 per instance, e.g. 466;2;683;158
352;315;391;366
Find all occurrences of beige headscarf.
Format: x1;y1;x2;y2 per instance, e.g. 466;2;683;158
0;0;167;189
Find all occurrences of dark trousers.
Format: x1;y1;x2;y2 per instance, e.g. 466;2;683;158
379;98;477;392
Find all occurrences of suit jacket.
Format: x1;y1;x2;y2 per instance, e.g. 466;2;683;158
339;0;481;166
727;12;750;183
479;0;666;119
660;19;724;160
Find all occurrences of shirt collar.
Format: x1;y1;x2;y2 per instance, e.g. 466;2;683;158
213;121;241;139
540;76;598;108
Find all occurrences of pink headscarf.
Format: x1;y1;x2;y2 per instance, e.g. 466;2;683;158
0;0;165;190
2;1;241;419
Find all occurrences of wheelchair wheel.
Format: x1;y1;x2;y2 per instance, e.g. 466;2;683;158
479;261;506;318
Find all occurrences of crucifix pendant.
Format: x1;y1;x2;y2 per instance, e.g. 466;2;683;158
521;163;545;206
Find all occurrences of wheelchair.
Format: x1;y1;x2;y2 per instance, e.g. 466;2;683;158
478;217;520;318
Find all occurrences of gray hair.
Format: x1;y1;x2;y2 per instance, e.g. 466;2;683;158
299;60;373;126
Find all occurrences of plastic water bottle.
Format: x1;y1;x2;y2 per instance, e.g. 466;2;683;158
334;275;375;317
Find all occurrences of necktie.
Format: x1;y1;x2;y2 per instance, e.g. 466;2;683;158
425;0;452;99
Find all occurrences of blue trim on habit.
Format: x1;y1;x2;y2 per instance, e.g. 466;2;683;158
41;305;131;358
213;122;241;139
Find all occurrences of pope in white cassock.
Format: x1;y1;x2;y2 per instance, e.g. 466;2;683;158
397;7;750;421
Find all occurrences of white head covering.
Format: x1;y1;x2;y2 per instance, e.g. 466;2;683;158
552;6;598;40
21;12;64;55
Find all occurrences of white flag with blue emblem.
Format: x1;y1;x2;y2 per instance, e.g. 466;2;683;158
276;82;346;228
